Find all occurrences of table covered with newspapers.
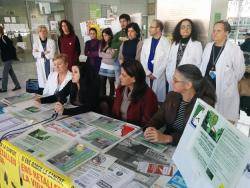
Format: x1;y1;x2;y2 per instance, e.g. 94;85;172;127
0;93;180;188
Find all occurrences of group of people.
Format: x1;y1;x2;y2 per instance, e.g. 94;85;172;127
0;13;246;146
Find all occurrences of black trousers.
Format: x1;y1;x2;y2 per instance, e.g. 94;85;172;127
99;75;115;97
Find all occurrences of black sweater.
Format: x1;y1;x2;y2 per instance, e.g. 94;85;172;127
40;64;100;115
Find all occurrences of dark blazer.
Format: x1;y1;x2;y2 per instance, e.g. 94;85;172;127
146;91;215;146
0;35;17;61
112;86;158;127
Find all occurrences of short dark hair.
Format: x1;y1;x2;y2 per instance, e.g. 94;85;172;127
214;20;231;33
121;60;148;102
119;14;131;22
172;18;198;44
153;19;164;32
126;22;141;39
100;28;113;51
176;64;216;106
89;27;97;34
59;19;75;36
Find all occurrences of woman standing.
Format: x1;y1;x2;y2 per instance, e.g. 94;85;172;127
118;22;143;64
0;26;21;92
200;20;245;122
32;25;56;94
99;28;116;97
43;54;72;96
58;20;81;71
166;18;202;91
84;27;101;74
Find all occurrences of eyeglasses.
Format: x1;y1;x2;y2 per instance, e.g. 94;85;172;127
173;78;186;84
149;26;158;29
180;25;192;30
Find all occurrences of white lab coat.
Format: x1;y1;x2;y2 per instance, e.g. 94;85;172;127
43;71;72;96
32;38;56;88
166;39;203;91
141;36;171;102
200;41;245;121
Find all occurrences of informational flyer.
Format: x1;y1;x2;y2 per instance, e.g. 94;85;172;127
173;99;250;188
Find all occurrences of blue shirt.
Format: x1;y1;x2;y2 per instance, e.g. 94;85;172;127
147;37;160;73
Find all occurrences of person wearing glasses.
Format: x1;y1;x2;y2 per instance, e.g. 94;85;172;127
144;64;216;146
166;18;202;91
200;20;245;122
141;19;171;103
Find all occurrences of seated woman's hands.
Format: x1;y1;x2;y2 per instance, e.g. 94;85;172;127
34;96;41;108
54;102;64;115
144;127;173;144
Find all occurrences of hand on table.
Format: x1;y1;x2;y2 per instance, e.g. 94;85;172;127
54;102;64;115
144;127;173;144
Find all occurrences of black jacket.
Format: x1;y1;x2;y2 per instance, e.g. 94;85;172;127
41;63;100;115
0;35;17;61
240;38;250;52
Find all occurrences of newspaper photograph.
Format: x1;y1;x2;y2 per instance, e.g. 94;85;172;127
80;128;121;151
47;143;97;173
12;127;71;159
88;116;126;132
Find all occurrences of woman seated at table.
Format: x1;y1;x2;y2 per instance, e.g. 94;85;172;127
112;60;158;127
36;63;100;116
144;64;216;146
43;54;72;96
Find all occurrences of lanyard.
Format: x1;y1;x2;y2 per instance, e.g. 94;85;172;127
212;41;226;68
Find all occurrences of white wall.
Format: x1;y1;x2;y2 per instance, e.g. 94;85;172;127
208;0;229;41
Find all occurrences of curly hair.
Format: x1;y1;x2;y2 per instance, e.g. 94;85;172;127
172;18;198;44
59;19;75;36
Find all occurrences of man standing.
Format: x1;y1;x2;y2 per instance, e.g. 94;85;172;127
141;19;170;103
0;26;21;92
111;14;131;86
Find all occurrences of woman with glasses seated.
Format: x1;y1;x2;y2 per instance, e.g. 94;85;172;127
166;18;203;91
144;64;216;146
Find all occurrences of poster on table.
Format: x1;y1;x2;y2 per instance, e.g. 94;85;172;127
173;99;250;188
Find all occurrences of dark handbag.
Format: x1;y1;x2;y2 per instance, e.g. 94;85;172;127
26;79;39;93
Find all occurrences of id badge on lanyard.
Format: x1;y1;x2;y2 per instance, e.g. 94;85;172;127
209;70;216;80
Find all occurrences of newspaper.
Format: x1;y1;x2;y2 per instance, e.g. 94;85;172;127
47;142;97;173
173;99;250;188
106;139;170;187
11;127;72;159
0;114;31;139
88;116;126;132
72;112;100;123
74;163;135;188
80;128;121;151
0;93;35;106
132;131;168;153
